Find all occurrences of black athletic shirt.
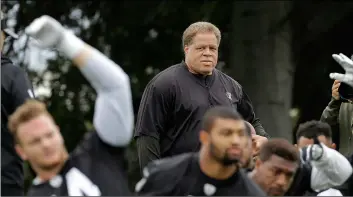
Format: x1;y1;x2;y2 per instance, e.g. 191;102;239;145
1;55;34;195
135;61;268;158
135;152;266;196
27;132;131;196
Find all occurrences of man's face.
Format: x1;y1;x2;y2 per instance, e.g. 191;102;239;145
15;115;66;171
204;118;249;166
184;32;218;75
255;155;298;196
297;135;335;149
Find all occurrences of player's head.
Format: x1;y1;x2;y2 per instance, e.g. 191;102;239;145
253;139;299;196
8;100;67;172
200;106;250;166
183;21;221;75
296;120;335;149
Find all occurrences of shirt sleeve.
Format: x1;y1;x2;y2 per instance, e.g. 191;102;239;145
237;89;270;138
320;99;341;126
79;48;134;147
136;135;161;175
11;68;35;108
134;77;174;139
310;144;353;192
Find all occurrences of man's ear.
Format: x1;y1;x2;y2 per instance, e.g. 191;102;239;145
331;143;337;150
255;158;262;169
184;46;189;55
15;144;28;161
199;130;209;145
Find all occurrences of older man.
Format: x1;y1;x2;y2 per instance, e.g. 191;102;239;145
134;21;269;173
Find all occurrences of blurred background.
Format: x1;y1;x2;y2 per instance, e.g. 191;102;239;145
2;0;353;192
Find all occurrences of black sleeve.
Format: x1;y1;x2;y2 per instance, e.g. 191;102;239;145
135;161;176;196
137;135;161;175
11;68;35;108
237;89;270;138
134;77;174;168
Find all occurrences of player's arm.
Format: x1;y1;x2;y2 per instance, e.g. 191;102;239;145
25;16;133;147
135;76;174;172
71;46;133;147
237;87;270;138
302;143;353;192
11;67;35;108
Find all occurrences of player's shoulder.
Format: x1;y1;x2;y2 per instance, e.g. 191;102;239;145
144;152;194;179
239;169;267;196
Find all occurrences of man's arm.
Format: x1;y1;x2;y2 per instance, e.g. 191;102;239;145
320;99;341;126
74;47;134;146
309;144;353;192
134;76;173;173
25;16;134;147
238;89;270;138
11;67;35;108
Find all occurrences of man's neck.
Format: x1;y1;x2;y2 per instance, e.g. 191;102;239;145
184;60;212;76
34;152;69;182
199;149;238;180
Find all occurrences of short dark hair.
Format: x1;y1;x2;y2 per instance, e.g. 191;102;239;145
259;138;299;163
201;106;243;132
296;120;332;141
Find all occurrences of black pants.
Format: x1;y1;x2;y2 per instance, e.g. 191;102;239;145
1;183;24;196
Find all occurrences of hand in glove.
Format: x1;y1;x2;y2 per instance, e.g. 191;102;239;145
299;137;324;163
25;15;84;59
330;53;353;88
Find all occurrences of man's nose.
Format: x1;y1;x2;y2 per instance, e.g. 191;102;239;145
41;138;52;147
275;173;288;187
203;48;211;55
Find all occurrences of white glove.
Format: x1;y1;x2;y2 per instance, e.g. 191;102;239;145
25;15;85;59
329;53;353;88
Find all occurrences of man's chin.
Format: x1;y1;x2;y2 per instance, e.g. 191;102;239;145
222;158;240;166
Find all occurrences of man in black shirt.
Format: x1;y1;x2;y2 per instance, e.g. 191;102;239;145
135;21;269;173
7;15;134;196
1;11;34;196
135;106;266;196
249;138;300;196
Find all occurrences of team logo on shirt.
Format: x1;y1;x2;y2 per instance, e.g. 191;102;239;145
226;92;232;101
203;183;216;196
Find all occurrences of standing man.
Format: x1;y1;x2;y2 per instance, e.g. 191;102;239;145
1;11;34;196
135;106;266;196
8;15;134;196
135;21;269;172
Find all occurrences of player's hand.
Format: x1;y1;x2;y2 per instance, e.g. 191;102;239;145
331;80;341;100
299;137;324;163
25;15;66;49
330;53;353;88
251;134;268;157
